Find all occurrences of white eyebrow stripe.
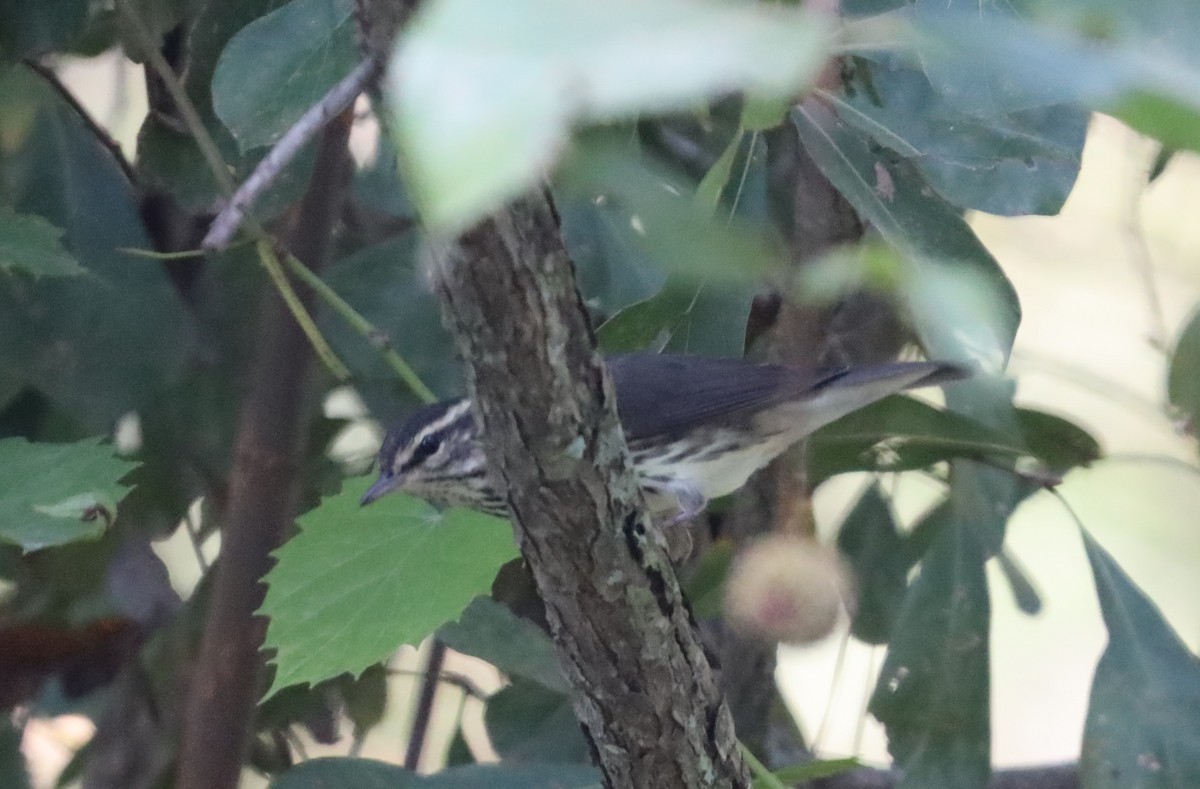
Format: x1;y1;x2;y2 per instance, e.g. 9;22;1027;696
393;399;474;472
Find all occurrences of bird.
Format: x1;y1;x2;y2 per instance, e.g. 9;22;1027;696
360;353;968;524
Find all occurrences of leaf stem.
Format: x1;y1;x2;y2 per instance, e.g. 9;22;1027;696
116;1;436;399
257;241;350;380
283;253;438;404
740;740;787;789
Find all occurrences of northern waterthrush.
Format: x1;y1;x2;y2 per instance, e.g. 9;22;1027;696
360;353;968;522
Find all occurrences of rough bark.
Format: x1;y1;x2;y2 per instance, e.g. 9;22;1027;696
431;194;750;789
175;112;353;789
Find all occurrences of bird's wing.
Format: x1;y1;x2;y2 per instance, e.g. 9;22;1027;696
607;354;836;441
607;353;966;441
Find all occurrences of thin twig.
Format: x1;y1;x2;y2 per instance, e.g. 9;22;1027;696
203;57;383;251
740;741;788;789
118;0;236;197
182;506;210;575
1124;138;1170;353
404;639;448;771
23;59;140;187
283;252;438;404
257;240;350;380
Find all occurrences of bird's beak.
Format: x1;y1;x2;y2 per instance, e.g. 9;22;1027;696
360;473;402;506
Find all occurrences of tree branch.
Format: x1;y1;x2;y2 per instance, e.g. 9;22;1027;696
430;193;750;789
174;110;354;789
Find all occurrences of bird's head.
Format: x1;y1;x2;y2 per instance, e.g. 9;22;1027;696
360;399;493;511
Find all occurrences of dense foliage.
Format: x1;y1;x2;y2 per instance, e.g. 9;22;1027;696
2;0;1199;787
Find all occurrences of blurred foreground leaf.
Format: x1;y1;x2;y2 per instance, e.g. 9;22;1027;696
387;0;828;230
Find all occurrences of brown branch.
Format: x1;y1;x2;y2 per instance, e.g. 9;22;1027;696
403;639;447;770
23;59;140;188
431;194;750;789
202;57;382;251
174;110;354;789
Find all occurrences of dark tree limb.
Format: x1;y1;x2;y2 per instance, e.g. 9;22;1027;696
431;194;750;789
175;111;354;789
403;639;447;770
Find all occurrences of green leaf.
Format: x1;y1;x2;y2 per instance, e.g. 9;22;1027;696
0;437;137;551
438;597;568;694
595;274;756;358
261;477;518;694
319;234;460;417
869;520;991;788
485;678;590;764
836;484;906;645
0;67;191;430
1080;531;1200;788
212;0;360;151
695;129;744;217
682;540;734;619
758;758;861;787
0;0;89;61
809;395;1036;484
0;718;29;789
560;138;762;357
1016;408;1102;472
269;759;600;789
913;7;1200;153
790;103;1020;366
1168;308;1200;431
0;208;84;278
135;0;308;211
386;0;828;231
836;55;1086;216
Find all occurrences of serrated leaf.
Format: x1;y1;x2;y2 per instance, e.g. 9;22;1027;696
1;68;191;429
269;758;600;789
869;519;991;788
1080;531;1200;788
837;484;906;644
0;437;137;551
212;0;360;151
438;597;568;693
0;209;84;278
261;477;518;694
387;0;828;231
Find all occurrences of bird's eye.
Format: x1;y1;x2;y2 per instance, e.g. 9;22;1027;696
413;433;441;463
